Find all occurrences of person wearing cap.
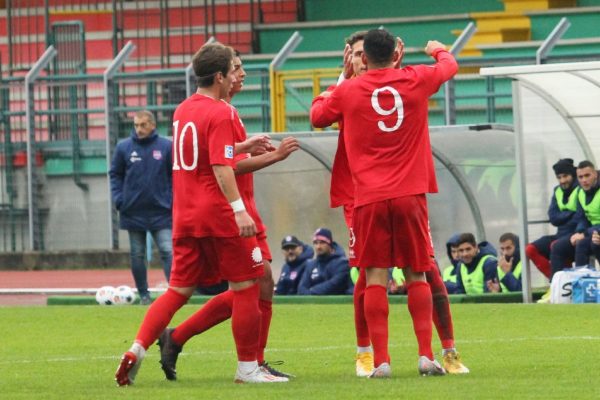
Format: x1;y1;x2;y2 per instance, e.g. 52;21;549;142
549;160;600;276
275;235;315;295
526;158;580;285
297;228;354;295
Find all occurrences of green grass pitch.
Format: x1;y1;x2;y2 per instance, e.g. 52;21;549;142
1;302;599;399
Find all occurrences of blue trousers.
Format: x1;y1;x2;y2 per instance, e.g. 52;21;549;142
128;229;172;297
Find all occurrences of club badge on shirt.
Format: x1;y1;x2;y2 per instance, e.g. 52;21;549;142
153;150;162;160
225;145;234;159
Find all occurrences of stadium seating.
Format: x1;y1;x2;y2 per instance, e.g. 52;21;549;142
249;0;600;130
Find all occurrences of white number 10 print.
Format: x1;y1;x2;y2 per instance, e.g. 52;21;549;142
370;86;404;133
172;120;199;171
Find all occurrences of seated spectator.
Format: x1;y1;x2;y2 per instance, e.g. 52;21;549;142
526;158;579;280
275;235;314;295
298;228;354;295
550;160;599;276
455;233;498;294
442;234;461;294
487;233;522;293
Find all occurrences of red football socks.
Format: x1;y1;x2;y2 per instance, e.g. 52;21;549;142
406;280;434;360
526;243;552;279
171;290;234;346
364;284;390;367
135;288;188;349
426;266;455;350
257;299;272;364
354;268;371;347
231;283;261;361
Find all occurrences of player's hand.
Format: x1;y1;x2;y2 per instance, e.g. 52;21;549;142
239;135;272;156
424;40;447;56
393;37;405;69
318;89;333;99
235;210;256;238
486;279;500;293
592;230;600;245
342;44;353;79
274;137;300;161
570;232;585;245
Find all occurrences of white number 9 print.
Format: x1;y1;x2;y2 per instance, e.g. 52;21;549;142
370;86;404;133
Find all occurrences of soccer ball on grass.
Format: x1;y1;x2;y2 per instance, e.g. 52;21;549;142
95;286;116;305
114;285;136;305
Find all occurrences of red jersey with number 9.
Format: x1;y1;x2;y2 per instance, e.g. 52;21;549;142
171;93;239;238
311;50;457;208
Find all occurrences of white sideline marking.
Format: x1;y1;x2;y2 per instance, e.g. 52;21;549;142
0;288;167;295
2;336;600;365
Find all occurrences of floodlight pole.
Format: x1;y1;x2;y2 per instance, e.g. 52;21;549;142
25;45;57;250
270;31;303;132
536;17;571;65
185;36;216;97
445;22;476;125
104;41;135;249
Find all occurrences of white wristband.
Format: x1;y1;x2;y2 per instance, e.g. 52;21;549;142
230;198;246;213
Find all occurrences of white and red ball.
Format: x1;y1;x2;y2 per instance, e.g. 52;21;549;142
114;285;135;305
95;286;116;305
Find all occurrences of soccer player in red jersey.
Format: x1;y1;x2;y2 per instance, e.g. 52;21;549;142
311;28;458;378
332;32;469;377
156;51;300;380
114;43;287;385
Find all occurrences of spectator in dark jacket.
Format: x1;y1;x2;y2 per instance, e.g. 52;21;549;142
526;158;579;279
442;234;461;294
298;228;354;295
109;110;172;304
455;233;498;295
487;233;522;292
275;235;314;295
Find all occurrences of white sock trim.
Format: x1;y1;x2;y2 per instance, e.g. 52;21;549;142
129;342;146;359
357;346;373;354
238;360;258;374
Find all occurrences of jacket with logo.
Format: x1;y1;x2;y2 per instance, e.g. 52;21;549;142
275;244;314;295
297;243;354;295
109;129;173;231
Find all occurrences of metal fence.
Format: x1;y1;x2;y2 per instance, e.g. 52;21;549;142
0;42;270;252
3;0;302;74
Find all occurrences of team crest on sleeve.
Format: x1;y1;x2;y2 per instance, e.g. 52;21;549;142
225;145;234;159
152;150;162;160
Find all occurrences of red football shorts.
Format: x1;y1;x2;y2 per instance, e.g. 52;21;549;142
170;236;265;287
352;194;434;272
256;230;272;262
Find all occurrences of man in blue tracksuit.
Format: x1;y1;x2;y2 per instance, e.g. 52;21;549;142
109;110;172;304
525;159;579;280
550;160;600;275
455;232;498;295
275;235;314;295
298;228;354;295
488;233;522;292
442;234;461;294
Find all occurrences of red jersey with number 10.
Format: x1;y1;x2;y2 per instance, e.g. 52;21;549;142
311;49;458;208
171;94;239;238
